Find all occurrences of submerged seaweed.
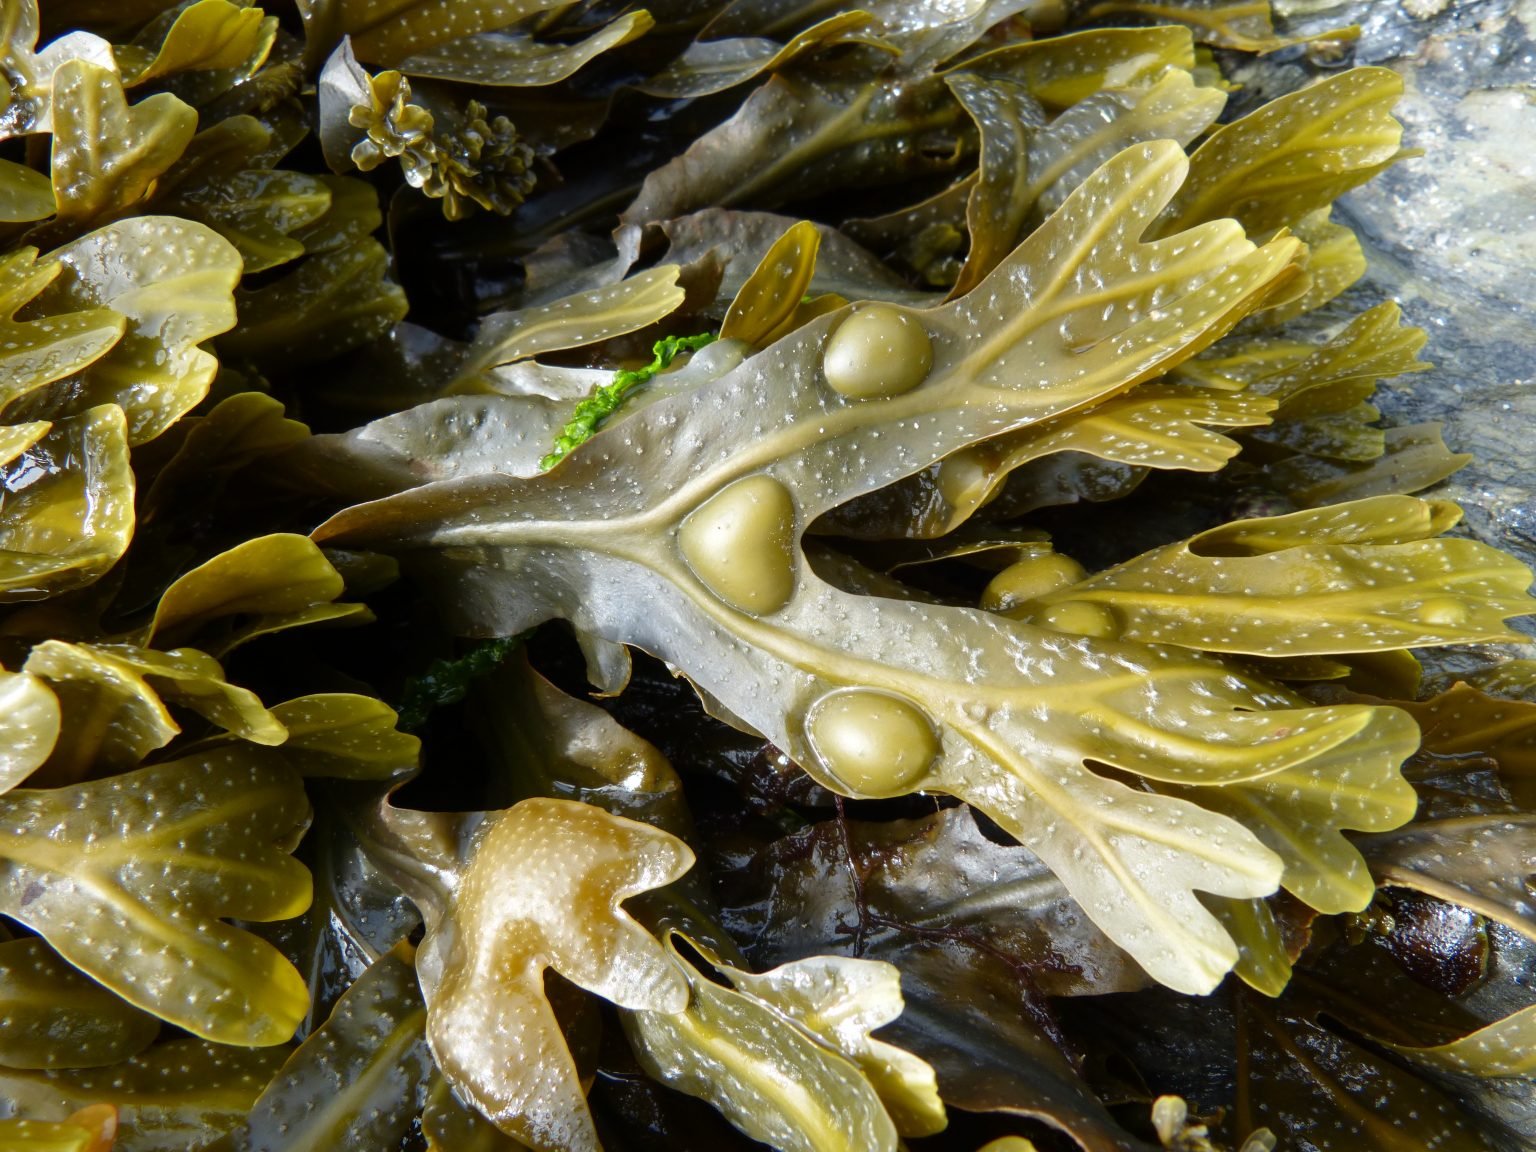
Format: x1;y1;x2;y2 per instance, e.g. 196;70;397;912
0;1;1533;1150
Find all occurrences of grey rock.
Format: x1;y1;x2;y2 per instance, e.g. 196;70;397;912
1257;1;1536;574
1219;1;1536;665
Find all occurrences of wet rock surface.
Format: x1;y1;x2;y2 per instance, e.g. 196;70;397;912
1258;1;1536;575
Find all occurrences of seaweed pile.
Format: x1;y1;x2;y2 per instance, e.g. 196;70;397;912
2;1;1535;1149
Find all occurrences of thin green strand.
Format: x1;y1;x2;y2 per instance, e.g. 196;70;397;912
396;633;530;732
539;332;716;471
